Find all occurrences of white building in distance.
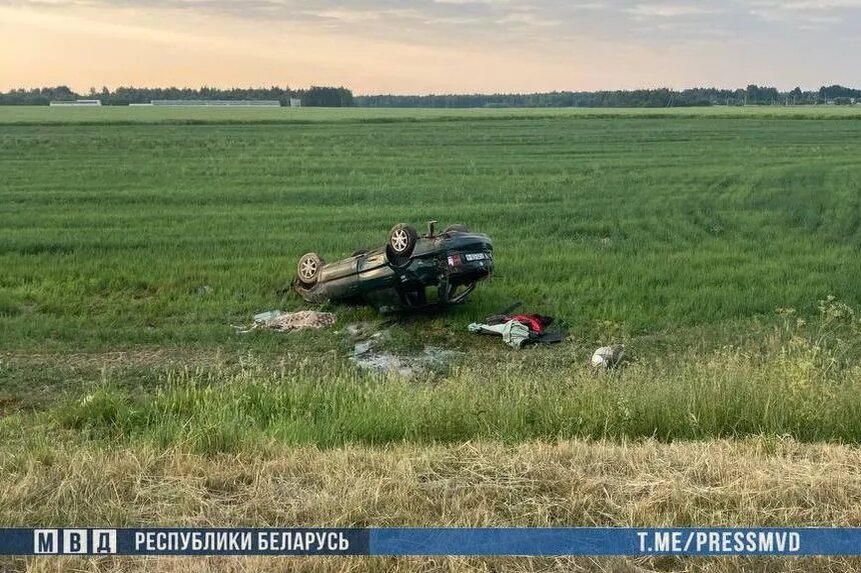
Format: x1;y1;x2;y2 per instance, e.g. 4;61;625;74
49;100;102;107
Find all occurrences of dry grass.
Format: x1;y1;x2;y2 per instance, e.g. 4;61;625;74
13;556;861;573
4;439;861;572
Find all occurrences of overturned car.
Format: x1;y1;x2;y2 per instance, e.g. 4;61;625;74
293;222;493;312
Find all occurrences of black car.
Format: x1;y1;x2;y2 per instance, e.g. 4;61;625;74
294;222;493;312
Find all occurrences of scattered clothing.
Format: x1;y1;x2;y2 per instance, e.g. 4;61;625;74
469;320;531;349
591;345;625;369
501;314;554;334
470;304;567;349
501;320;532;348
236;310;336;333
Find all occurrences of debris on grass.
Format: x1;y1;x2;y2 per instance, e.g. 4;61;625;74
351;345;461;379
347;327;460;378
351;329;389;356
253;310;283;323
235;310;336;334
591;345;626;369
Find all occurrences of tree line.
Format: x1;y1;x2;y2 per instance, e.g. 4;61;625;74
0;86;354;107
1;84;858;107
356;85;861;108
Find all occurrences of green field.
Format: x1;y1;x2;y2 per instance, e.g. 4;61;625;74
4;107;861;571
3;106;861;347
3;104;861;125
3;107;861;429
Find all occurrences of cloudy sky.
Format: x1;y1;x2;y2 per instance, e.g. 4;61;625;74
0;0;858;93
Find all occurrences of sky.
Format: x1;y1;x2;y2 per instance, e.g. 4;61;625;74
0;0;859;94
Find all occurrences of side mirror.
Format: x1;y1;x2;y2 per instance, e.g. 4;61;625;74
427;220;437;236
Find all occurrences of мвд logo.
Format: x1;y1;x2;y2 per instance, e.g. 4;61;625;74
33;529;117;554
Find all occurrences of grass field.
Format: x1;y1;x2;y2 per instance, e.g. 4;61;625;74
3;106;861;571
4;106;861;348
3;104;861;125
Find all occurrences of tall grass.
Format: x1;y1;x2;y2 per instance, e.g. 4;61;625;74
44;301;861;454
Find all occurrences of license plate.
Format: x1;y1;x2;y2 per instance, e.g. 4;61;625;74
464;253;488;262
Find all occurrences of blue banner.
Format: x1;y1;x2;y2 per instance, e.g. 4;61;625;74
2;528;860;556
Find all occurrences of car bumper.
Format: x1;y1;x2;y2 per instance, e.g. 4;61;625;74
445;250;493;284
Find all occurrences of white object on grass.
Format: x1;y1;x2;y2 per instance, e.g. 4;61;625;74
592;345;625;369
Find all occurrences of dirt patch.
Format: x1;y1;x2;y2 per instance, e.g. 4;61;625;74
346;326;461;378
0;349;224;370
351;344;461;378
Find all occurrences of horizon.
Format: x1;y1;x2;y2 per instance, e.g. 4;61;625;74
1;1;859;94
3;83;858;97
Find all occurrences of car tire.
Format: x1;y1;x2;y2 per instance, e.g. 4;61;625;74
297;252;324;286
443;224;470;234
387;224;418;264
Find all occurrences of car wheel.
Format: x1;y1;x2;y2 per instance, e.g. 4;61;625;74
387;224;418;263
297;252;324;286
443;224;470;234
